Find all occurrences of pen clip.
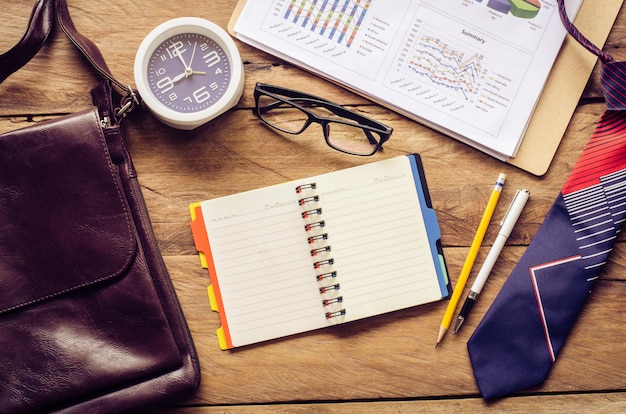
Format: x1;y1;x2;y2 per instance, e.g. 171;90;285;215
500;189;523;226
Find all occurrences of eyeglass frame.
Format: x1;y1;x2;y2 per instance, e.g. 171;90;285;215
253;83;393;156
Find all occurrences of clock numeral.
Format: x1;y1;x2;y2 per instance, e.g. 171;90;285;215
193;86;211;104
203;51;221;68
209;82;219;91
157;77;174;93
167;41;186;60
215;68;223;75
168;92;178;102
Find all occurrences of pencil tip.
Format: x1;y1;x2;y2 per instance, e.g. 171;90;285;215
435;326;447;348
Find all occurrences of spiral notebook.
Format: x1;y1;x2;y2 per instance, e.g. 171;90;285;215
190;154;450;349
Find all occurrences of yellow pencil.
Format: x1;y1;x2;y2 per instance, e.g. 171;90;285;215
435;173;506;348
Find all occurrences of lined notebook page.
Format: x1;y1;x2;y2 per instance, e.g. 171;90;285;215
200;156;445;348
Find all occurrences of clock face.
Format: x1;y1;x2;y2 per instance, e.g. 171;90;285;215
147;33;231;114
134;17;244;129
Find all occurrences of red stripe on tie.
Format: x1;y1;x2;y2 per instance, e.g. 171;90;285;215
563;111;626;194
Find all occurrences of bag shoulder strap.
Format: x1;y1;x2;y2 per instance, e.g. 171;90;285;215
0;0;53;83
0;0;139;119
55;0;128;92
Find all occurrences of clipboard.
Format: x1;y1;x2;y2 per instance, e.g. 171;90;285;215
508;0;623;175
228;0;623;176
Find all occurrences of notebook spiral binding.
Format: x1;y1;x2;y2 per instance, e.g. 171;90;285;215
296;182;346;321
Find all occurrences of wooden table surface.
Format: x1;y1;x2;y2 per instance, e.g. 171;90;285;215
2;1;626;412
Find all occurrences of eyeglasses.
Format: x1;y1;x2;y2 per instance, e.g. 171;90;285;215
253;83;393;156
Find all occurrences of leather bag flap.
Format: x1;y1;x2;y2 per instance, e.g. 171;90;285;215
0;108;136;315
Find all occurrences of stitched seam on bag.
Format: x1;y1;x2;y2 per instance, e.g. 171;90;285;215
1;274;129;314
0;109;137;315
92;108;135;251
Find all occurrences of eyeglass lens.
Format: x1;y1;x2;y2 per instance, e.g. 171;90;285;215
257;94;382;156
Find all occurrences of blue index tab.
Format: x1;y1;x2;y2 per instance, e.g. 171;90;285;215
408;154;451;299
438;250;449;292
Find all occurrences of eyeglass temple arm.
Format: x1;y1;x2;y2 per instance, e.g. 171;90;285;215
364;130;378;145
258;84;389;127
309;100;391;142
258;92;385;147
262;96;384;128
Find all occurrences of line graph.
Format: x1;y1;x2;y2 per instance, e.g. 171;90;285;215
384;12;532;138
407;34;486;101
284;0;372;48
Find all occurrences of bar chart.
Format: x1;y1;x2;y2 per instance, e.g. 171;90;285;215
284;0;372;48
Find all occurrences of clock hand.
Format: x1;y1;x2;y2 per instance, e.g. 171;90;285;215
184;43;208;75
173;42;208;77
170;41;207;85
171;70;206;85
182;69;206;78
172;41;189;69
188;42;197;69
171;72;188;83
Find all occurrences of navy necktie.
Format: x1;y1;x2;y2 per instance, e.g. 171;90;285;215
467;0;626;400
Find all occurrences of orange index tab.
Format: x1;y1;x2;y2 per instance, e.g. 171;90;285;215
189;202;208;269
190;202;234;350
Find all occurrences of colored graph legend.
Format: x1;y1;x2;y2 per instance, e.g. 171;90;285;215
284;0;372;48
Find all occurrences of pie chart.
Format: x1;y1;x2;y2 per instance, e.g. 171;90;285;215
487;0;541;19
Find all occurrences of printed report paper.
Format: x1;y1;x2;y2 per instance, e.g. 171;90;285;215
232;0;583;160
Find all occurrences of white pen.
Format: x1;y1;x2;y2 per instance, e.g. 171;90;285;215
453;189;530;334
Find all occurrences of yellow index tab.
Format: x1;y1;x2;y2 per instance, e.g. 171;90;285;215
207;285;219;312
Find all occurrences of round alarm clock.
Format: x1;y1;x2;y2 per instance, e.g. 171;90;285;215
134;17;244;130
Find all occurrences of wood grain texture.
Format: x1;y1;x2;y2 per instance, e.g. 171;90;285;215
2;1;626;412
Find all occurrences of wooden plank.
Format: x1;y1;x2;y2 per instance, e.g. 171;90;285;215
2;0;626;411
162;246;626;405
0;1;619;115
152;392;626;413
1;102;608;249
